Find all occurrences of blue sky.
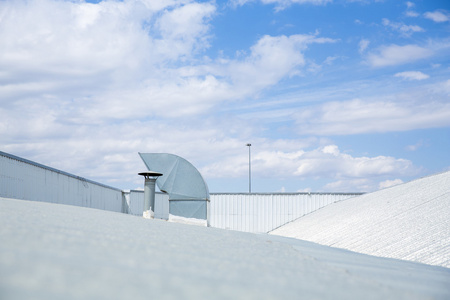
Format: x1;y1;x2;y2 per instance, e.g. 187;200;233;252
0;0;449;193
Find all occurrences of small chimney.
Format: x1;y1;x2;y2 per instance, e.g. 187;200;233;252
138;171;163;219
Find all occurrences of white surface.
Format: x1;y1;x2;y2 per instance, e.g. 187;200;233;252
1;197;449;299
271;171;450;268
168;214;207;226
142;209;154;219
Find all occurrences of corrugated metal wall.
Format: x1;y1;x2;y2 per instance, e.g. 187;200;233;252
209;193;362;233
0;151;125;213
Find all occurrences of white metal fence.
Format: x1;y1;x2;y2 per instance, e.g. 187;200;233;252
209;193;361;233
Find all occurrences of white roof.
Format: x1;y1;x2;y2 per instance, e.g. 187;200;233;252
1;197;449;299
271;171;450;268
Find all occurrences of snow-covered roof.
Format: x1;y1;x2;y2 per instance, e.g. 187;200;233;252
271;171;450;268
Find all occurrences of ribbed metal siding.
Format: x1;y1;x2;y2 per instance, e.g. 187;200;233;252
128;190;169;219
0;151;124;212
209;193;362;233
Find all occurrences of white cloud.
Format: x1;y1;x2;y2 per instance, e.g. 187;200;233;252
294;80;450;135
323;179;373;192
226;34;335;93
323;177;406;193
359;39;370;54
0;0;216;103
405;140;424;151
293;145;415;178
366;44;432;67
382;18;424;36
228;35;307;90
406;1;415;9
394;71;429;81
201;147;309;179
294;146;415;192
378;179;403;189
0;0;333;121
0;0;444;194
405;11;419;17
404;1;418;17
50;33;333;121
424;10;450;23
154;2;216;60
0;114;250;185
262;0;332;5
0;1;340;192
200;144;416;191
232;0;331;11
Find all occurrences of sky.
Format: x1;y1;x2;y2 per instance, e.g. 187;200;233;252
0;0;449;193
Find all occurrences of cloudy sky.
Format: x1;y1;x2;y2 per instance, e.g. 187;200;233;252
1;0;449;193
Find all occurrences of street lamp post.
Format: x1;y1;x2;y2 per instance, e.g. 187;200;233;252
246;143;251;193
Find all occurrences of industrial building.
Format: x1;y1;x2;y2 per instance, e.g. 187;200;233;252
0;150;361;233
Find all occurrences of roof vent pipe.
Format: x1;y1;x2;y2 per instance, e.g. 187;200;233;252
138;171;163;219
